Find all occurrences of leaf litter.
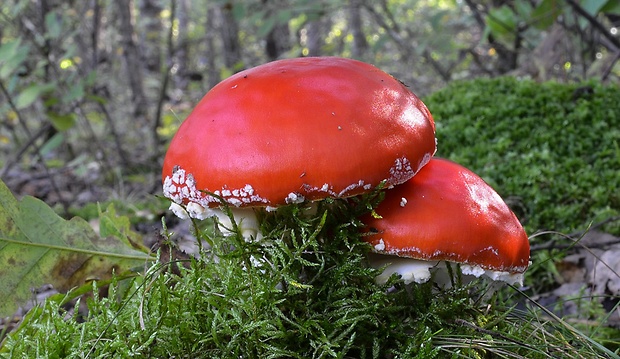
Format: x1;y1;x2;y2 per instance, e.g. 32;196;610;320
534;229;620;328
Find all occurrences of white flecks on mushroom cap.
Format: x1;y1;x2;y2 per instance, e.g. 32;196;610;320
338;180;366;197
285;192;305;204
163;166;269;209
163;156;436;244
186;202;216;220
386;154;431;187
301;182;335;196
163;167;265;242
300;156;431;201
374;238;386;251
388;157;413;184
164;156;430;214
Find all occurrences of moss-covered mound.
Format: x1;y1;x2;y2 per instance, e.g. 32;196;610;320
2;198;611;358
424;77;620;236
3;77;618;358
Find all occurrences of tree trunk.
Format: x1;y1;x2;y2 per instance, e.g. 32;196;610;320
204;5;220;90
264;0;291;61
348;0;368;59
304;17;324;56
138;0;163;72
116;0;148;119
174;0;190;91
218;2;242;71
91;0;102;70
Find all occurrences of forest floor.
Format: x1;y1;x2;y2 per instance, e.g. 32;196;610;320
2;163;620;342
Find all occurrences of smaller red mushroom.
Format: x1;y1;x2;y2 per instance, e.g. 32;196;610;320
364;158;530;285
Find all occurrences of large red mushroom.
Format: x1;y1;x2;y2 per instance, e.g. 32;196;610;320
364;158;530;285
162;57;436;239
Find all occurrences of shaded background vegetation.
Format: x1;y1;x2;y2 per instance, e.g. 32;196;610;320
1;1;620;355
1;0;618;221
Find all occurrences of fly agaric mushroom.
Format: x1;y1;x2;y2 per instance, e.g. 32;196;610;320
364;158;530;285
162;57;436;239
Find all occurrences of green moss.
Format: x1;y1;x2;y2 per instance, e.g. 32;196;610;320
424;77;620;236
2;195;614;358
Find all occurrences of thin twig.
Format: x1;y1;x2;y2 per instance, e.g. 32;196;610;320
463;0;486;28
0;80;67;214
529;217;620;252
363;3;451;81
0;123;52;178
565;0;620;51
0;81;32;138
453;318;544;355
602;51;620;81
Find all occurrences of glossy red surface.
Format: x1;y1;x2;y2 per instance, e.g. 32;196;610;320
162;57;436;207
364;158;530;273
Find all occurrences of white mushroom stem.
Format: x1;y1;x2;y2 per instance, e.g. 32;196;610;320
368;253;438;284
169;202;262;241
367;253;525;287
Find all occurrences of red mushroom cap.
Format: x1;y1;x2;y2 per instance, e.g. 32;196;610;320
162;57;436;208
364;158;530;274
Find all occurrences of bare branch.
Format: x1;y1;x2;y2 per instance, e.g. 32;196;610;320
565;0;620;51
